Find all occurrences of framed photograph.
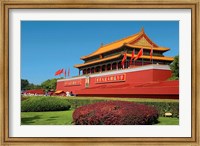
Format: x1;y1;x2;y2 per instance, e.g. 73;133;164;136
1;0;199;145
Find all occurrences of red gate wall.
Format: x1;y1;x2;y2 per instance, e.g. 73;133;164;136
56;68;173;95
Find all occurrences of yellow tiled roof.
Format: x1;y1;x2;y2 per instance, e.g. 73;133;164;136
75;54;174;68
126;54;174;61
74;54;121;68
81;30;143;60
125;44;170;51
81;28;164;60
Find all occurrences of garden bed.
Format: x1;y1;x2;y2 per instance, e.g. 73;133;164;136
21;96;179;125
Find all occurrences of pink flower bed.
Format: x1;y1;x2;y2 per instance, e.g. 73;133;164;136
72;101;159;125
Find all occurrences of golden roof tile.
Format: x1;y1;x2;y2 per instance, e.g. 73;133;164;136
74;54;121;68
125;44;170;51
81;30;143;60
80;28;166;60
75;54;174;68
126;54;174;61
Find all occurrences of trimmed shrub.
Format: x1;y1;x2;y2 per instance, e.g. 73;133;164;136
21;97;71;112
73;101;159;125
22;96;179;117
64;98;178;117
140;102;179;118
21;96;29;101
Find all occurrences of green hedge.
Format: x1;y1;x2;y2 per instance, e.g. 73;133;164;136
64;98;179;117
21;97;71;112
21;96;179;117
138;102;179;117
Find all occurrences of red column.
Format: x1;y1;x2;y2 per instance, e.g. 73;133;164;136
100;66;102;72
111;63;112;70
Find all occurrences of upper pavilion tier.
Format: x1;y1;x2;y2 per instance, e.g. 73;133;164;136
80;28;169;60
74;28;174;75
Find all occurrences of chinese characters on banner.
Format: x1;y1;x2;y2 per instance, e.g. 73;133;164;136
64;79;82;86
95;74;126;84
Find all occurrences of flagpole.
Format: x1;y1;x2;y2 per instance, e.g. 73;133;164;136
152;47;153;64
142;48;143;66
125;47;127;69
142;58;143;66
152;44;153;65
134;49;135;66
65;68;66;78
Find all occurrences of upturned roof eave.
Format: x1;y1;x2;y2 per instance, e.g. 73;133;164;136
75;54;174;68
80;30;168;60
80;44;126;60
80;44;169;61
80;30;143;60
75;54;123;68
125;44;170;51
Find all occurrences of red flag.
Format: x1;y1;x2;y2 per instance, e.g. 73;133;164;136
121;53;127;67
64;69;66;78
150;46;153;61
55;69;63;76
68;68;70;77
55;69;61;76
129;50;135;65
59;69;64;75
134;48;143;61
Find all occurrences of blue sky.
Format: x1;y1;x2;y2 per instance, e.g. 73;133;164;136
21;21;179;85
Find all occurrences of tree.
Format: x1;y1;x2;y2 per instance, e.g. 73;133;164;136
169;55;179;80
21;78;63;91
21;79;29;90
41;78;63;91
21;79;42;90
28;83;42;90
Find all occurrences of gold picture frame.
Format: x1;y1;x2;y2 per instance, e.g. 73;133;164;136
0;0;199;145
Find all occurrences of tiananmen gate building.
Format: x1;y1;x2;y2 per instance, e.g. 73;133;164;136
56;28;179;99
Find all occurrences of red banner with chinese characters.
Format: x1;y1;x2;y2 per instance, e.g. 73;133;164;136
95;74;126;84
64;79;82;86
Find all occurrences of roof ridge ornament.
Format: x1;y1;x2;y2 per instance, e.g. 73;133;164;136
141;27;144;33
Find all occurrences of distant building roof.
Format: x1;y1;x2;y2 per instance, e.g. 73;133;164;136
55;90;65;94
24;89;44;94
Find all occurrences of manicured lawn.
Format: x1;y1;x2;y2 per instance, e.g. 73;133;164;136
21;96;179;125
156;117;179;125
21;110;179;125
57;96;179;103
21;110;73;125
